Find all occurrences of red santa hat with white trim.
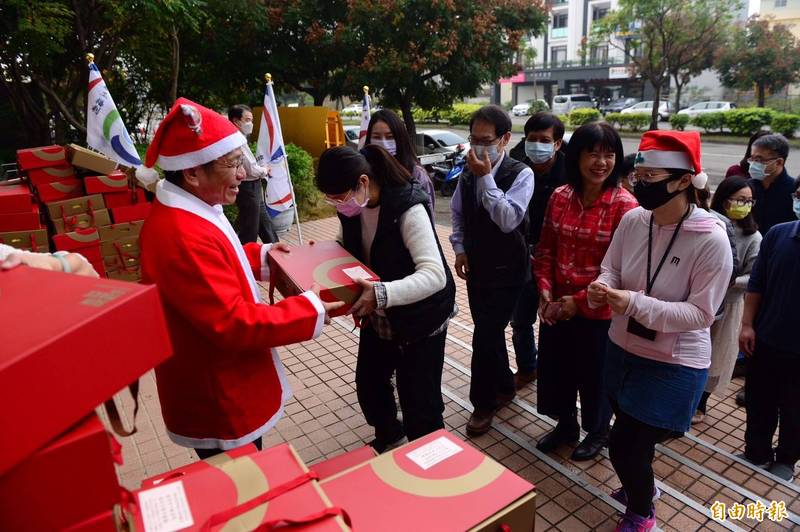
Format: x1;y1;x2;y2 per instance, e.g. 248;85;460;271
634;130;708;189
135;97;246;186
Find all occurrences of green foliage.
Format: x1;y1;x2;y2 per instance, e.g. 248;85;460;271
444;104;483;126
715;16;800;107
529;100;549;114
669;113;690;131
770;113;800;138
604;113;624;127
620;114;650;132
412;107;445;123
723;108;775;136
691;112;727;133
285;143;318;209
568;108;601;127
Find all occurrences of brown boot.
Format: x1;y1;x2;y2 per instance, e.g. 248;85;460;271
466;409;495;435
514;369;537;390
496;391;516;409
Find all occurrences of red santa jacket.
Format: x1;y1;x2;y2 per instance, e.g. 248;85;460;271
140;180;325;449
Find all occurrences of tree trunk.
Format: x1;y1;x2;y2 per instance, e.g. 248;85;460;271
313;93;325;106
756;82;766;107
672;75;684;116
170;26;180;105
399;97;416;142
649;80;661;131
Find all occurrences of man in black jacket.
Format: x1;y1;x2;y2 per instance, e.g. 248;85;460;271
508;113;567;390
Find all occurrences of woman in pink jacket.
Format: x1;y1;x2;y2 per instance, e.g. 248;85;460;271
588;131;732;532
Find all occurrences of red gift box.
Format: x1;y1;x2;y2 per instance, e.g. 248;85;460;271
0;229;49;252
320;430;536;531
98;221;143;241
0;414;120;531
63;510;116;532
0;267;172;475
37;178;85;202
0;204;41;231
111;201;152;223
104;188;147;208
141;444;258;489
53;228;103;263
0;183;33;213
52;209;112;234
268;241;378;317
310;446;377;481
84;171;128;194
27;164;76;186
46;193;105;219
125;443;349;531
16;145;67;170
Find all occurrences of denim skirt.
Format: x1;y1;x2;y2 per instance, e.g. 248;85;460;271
604;341;708;432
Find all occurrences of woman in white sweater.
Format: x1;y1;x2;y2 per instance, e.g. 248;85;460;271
315;145;456;453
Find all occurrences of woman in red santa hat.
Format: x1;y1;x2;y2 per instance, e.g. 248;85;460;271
136;98;342;458
587;131;732;531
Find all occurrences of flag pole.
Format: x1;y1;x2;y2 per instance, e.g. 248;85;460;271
266;73;303;245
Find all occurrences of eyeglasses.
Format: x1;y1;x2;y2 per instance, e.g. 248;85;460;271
215;156;245;170
627;171;673;186
467;135;502;147
728;198;756;207
747;157;779;165
323;186;366;206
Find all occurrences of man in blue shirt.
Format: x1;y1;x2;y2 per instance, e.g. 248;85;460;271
748;134;795;236
740;196;800;480
450;105;534;435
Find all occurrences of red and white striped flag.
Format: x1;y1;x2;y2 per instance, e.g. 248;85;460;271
357;87;371;149
256;77;293;216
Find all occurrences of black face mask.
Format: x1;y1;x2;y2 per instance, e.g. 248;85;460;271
633;176;685;210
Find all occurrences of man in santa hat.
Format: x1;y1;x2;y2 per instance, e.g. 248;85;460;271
136;98;342;458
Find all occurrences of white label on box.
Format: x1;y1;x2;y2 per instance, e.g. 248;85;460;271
405;436;463;470
342;266;373;281
139;480;194;532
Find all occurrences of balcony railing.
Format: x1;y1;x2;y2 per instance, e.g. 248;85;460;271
530;56;628;69
551;27;568;39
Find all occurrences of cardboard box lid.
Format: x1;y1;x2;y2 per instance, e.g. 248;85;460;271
46;194;106;219
98;221;144;241
320;430;534;532
67;144;118;174
129;443;347;531
0;267;172;475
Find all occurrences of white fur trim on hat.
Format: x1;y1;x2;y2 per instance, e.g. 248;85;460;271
692;171;708;189
156;131;247;171
634;150;693;171
135;166;160;186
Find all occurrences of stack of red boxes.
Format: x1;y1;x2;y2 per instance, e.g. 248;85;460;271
0;183;47;252
100;221;143;282
17;145;83;204
0;266;173;531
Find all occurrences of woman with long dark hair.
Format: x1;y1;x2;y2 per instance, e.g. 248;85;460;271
588;131;732;531
693;176;762;422
532;122;638;461
366;109;435;212
315;145;456;452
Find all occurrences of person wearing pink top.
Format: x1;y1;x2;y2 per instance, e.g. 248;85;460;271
588;131;732;532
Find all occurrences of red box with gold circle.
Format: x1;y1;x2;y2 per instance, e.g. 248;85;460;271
16;145;68;170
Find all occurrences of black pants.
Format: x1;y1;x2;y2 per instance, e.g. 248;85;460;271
194;437;263;460
745;341;800;466
467;283;521;412
235;180;278;244
510;279;538;373
608;410;671;517
537;317;612;434
356;324;446;447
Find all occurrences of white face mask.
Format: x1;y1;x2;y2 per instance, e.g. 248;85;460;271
239;121;253;136
371;138;397;156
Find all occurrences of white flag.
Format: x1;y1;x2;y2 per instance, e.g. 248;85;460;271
86;61;141;167
256;81;293;215
357;93;371;149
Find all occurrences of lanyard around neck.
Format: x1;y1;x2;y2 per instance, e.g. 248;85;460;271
646;205;691;295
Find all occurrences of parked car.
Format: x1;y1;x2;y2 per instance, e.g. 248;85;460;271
551;94;594;115
599;97;640;115
677;101;737;118
511;99;550;116
416;129;470;155
620;100;673;121
343;125;360;149
340;104;362;117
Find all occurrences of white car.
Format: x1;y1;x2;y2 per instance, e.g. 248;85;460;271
417;129;470;155
343;125;360;149
511;100;549;117
677;101;737;118
621;100;673;121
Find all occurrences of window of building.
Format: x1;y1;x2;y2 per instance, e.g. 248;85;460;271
624;39;641;59
553;13;568;28
590;45;608;64
775;0;787;7
593;7;609;21
551;46;567;66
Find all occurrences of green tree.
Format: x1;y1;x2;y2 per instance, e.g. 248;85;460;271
593;0;736;130
343;0;548;137
715;16;800;108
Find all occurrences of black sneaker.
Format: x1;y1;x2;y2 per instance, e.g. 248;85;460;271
536;422;579;453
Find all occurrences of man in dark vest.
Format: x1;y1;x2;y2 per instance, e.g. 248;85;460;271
450;105;535;435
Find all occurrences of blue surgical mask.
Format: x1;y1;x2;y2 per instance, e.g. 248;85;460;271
748;161;768;180
793;197;800;219
472;144;499;162
525;141;554;164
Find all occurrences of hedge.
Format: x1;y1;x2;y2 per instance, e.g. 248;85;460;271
724;108;776;136
691;112;726;134
529;100;549;114
771;113;800;138
669;113;690;131
568;108;602;127
445;103;483;126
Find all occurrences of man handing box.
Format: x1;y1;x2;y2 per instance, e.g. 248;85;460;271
136;98;342;458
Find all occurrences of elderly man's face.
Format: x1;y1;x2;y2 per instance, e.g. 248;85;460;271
185;149;245;206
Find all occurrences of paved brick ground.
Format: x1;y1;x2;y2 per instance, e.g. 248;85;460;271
102;216;799;531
